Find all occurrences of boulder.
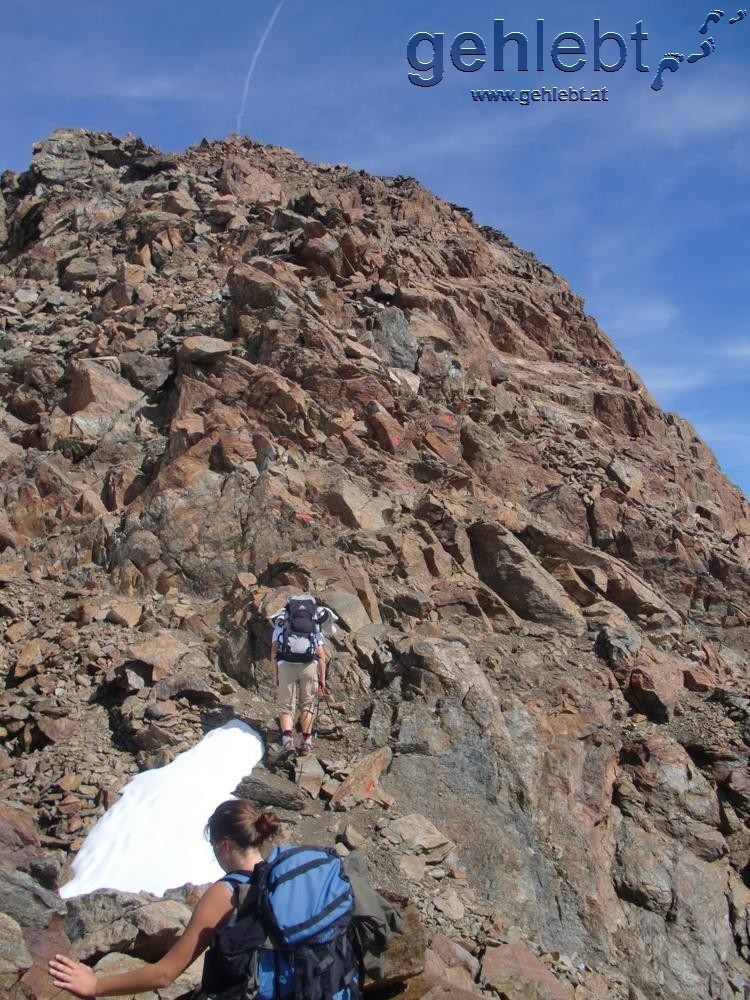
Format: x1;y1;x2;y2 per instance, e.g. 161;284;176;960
603;638;684;722
369;904;427;990
329;748;393;812
403;640;500;733
299;232;344;278
385;815;455;864
319;587;372;634
227;263;294;312
296;755;326;800
151;671;219;703
67;360;145;416
120;352;175;395
64;892;192;962
467;523;585;636
31;129;93;184
178;336;233;366
16;919;74;1000
126;634;191;683
0;911;33;985
235;767;307;812
481;943;574;999
0;868;66;929
0;801;41;850
106;603;143;628
615;734;726;861
372;308;419;371
323;479;388;531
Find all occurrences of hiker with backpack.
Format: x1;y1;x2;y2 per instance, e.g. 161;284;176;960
49;799;362;1000
271;594;328;757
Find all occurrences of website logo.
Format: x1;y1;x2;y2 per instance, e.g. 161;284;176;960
652;8;746;91
406;9;747;98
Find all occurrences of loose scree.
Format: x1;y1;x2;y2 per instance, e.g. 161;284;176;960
407;19;651;87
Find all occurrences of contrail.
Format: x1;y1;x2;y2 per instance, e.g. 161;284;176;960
236;0;285;134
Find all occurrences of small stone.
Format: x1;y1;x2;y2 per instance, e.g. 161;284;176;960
15;638;52;677
107;604;144;628
320;779;342;800
5;621;34;643
399;855;427;882
386;814;455;863
340;823;368;851
434;889;465;922
178;335;232;365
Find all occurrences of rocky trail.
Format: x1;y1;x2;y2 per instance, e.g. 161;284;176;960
1;129;749;999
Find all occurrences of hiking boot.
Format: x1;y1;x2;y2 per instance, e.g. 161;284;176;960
299;735;313;757
281;735;294;755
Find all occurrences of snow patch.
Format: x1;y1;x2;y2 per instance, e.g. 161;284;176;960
60;720;264;898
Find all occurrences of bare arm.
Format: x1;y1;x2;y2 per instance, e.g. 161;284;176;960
49;882;233;997
316;644;327;691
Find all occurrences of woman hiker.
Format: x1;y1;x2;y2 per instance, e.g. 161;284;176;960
50;799;384;999
271;606;327;757
49;801;283;997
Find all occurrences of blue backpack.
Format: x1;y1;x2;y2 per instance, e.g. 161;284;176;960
201;845;359;1000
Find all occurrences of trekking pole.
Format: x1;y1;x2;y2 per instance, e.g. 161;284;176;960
313;686;322;739
320;688;343;737
318;644;343;739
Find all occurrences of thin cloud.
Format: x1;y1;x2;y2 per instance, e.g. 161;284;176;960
623;336;750;413
718;340;750;361
595;296;680;340
95;71;221;103
629;80;750;151
697;421;750;446
11;48;230;106
236;1;285;134
561;62;750;163
636;364;710;399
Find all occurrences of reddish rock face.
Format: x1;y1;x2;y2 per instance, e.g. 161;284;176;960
0;129;748;999
482;943;575;999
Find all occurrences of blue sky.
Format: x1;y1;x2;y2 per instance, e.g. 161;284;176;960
2;0;748;494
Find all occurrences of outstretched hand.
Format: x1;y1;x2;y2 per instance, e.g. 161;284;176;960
49;954;97;997
318;679;326;694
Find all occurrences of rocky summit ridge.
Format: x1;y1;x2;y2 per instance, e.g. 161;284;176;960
1;127;749;999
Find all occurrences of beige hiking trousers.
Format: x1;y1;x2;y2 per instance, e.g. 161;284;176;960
277;660;317;716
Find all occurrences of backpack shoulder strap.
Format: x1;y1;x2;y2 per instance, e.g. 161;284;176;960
220;870;258;915
221;870;254;887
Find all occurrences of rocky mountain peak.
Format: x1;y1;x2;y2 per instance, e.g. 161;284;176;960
1;128;749;999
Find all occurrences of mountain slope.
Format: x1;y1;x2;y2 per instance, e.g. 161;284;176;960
1;129;749;999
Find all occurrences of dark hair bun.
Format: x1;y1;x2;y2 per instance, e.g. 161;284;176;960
255;811;282;841
206;800;282;849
